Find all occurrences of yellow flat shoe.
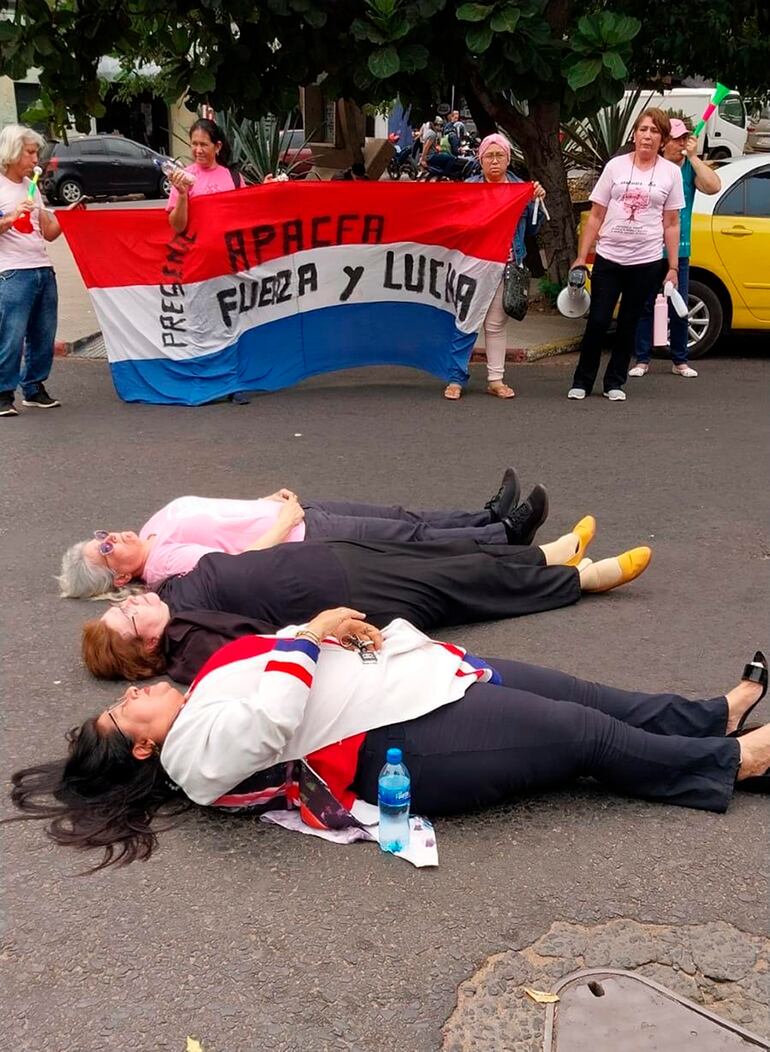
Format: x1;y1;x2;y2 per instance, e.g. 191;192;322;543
584;546;652;593
565;515;596;567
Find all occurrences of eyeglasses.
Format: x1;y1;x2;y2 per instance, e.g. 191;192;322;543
93;530;115;556
118;606;139;637
483;152;508;161
106;695;132;748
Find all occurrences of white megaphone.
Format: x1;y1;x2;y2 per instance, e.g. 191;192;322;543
556;266;591;318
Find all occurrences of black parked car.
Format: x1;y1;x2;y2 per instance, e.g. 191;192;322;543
40;135;172;204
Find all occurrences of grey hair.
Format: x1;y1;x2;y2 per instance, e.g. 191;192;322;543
0;124;46;174
57;540;137;600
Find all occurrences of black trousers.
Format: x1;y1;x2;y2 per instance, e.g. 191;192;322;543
302;499;508;545
572;254;667;394
329;539;579;630
354;657;740;814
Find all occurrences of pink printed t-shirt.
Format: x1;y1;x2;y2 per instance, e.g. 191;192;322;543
0;175;51;271
140;496;306;587
590;154;685;266
166;163;236;211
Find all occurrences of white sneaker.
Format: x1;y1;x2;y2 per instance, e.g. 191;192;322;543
567;388;586;400
603;389;626;401
672;364;698;377
628;363;649;377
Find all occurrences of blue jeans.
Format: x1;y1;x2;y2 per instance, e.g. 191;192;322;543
0;266;59;397
635;256;690;365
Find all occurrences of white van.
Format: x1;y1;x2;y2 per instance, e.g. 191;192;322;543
624;88;747;159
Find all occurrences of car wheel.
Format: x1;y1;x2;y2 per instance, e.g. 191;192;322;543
158;174;172;198
707;147;731;161
58;178;83;205
686;279;724;359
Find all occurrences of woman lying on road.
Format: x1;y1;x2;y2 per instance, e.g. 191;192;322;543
80;523;651;683
58;467;543;598
11;609;768;870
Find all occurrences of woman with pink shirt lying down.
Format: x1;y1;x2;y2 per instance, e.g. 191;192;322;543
57;467;552;598
568;108;685;404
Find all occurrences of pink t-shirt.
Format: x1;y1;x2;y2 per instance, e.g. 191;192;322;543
0;175;51;271
590;154;685;265
140;496;306;587
166;163;237;211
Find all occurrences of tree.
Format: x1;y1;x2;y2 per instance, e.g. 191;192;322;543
2;0;769;279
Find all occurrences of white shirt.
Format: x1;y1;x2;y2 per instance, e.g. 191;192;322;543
0;174;51;271
161;618;498;805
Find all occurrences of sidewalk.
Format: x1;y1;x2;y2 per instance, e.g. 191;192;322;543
49;234;585;361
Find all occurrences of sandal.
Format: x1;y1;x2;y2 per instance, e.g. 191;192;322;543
731;650;768;735
487;382;515;399
443;384;463;400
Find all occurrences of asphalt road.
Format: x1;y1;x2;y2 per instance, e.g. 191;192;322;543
2;353;769;1052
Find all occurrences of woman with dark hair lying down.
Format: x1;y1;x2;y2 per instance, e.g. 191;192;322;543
79;526;652;683
10;610;768;870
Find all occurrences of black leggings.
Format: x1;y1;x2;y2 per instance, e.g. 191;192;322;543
572;254;667;394
354;657;740;814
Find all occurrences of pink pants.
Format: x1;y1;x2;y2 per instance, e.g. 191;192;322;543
483;280;508;382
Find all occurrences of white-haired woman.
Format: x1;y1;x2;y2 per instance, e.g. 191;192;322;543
0;124;71;417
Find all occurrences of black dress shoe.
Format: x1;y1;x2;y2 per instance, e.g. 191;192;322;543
502;484;549;545
485;466;521;522
732;651;768;735
735;768;770;794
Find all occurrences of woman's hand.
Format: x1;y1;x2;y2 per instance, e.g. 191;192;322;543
169;169;190;195
338;619;384;652
305;607;370;641
532;180;546;200
684;136;699;159
14;200;34;221
265;488;297;502
571;256;587;269
277;495;304;528
665;266;679;289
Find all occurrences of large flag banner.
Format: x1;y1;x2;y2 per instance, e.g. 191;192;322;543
59;182;532;406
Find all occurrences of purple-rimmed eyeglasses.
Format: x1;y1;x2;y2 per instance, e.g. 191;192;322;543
93;530;115;555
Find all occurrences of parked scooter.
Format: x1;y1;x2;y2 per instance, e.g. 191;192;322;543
387;132;420;181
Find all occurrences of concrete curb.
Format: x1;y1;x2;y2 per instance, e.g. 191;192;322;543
57;333;582;363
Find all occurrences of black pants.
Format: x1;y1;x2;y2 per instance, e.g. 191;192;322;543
572;254;667;394
354;657;740;814
302;499;508;545
329;539;579;630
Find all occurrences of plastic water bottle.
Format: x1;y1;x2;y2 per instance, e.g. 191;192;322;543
653;293;668;346
378;747;411;853
154;157;196;186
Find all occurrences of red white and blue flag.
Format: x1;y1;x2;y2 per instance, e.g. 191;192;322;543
59;182;532;406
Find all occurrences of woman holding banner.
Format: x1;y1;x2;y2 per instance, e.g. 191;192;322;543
166;118;244;234
442;133;545;401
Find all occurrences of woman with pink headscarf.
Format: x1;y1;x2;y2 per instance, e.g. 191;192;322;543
443;134;546;401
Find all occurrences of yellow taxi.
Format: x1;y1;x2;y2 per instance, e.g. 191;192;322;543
688;154;770;355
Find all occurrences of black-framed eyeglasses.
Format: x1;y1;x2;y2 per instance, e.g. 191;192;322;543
106;701;132;748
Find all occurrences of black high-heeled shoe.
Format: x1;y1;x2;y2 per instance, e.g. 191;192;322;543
733;650;768;735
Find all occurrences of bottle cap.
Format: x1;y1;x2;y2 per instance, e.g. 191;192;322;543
386;747;402;765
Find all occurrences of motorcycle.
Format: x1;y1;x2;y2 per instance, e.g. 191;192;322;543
418;152;480;181
387;132;420;181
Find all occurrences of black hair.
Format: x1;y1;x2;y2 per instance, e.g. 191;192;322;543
189;118;233;168
8;718;186;872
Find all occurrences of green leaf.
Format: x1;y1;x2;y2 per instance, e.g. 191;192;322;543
304;8;327;27
456;3;493;22
602;51;627;80
566;57;602;90
189;67;216;92
399;43;429;72
490;7;520;33
465;23;493;52
350;18;385;43
0;21;17;41
368;45;400;79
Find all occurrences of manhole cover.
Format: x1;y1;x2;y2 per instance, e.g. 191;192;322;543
544;969;770;1051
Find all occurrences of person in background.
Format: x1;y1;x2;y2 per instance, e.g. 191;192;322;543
630;120;721;380
567;109;684;403
0;124;72;417
9;614;768;870
443;134;545;401
419;117;443;171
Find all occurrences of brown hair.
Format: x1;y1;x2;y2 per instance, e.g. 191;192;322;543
82;620;167;680
633;108;671;139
